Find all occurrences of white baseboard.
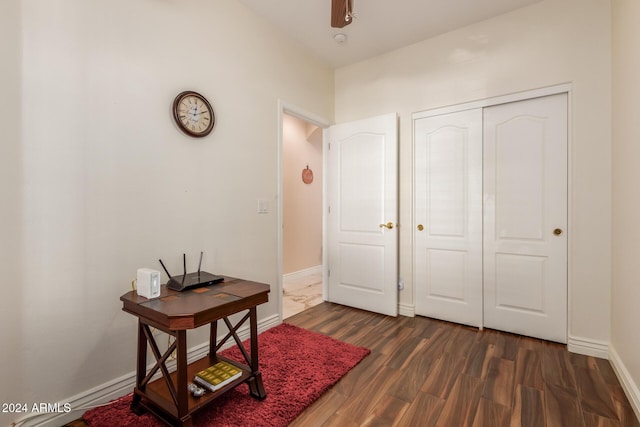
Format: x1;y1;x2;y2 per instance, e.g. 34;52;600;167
282;265;322;283
14;314;281;427
567;335;609;359
399;303;415;317
609;344;640;422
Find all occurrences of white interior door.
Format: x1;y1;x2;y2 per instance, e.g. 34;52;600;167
327;113;398;317
483;93;568;343
414;109;483;327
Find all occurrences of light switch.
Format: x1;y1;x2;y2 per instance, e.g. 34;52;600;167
257;199;269;214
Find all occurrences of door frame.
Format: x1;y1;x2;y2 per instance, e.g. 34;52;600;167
276;99;330;320
411;83;573;333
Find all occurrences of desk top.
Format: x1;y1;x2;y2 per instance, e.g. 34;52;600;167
120;277;270;330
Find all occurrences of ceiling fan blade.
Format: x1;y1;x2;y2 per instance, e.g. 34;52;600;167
331;0;352;28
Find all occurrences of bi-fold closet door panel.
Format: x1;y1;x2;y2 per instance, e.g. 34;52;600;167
483;94;568;343
414;109;483;327
413;93;568;343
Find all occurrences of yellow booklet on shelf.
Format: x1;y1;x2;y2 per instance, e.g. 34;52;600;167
193;360;243;392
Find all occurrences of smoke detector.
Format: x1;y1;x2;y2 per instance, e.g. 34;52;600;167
334;33;347;44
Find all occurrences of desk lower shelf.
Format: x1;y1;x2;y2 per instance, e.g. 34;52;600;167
135;355;252;419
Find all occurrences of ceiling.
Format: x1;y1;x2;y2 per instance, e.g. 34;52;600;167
237;0;542;68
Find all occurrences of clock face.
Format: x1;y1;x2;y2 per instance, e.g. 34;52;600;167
172;91;215;137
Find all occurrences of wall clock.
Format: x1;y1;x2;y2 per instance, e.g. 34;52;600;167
172;91;215;137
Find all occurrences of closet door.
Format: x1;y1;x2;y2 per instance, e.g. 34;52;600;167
414;109;483;327
483;94;568;343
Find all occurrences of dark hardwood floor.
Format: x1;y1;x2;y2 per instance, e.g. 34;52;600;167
285;302;639;427
67;302;639;426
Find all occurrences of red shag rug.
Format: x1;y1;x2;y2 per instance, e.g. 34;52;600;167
83;323;370;427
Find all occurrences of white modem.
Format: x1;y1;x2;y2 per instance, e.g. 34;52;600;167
137;268;161;299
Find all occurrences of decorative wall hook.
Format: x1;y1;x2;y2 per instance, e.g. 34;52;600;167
302;165;314;184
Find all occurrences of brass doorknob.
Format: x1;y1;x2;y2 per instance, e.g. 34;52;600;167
553;228;563;236
417;224;424;231
379;222;394;229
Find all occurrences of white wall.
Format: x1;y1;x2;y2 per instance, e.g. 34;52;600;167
0;0;333;425
335;0;612;350
612;0;640;417
0;0;23;420
282;114;323;274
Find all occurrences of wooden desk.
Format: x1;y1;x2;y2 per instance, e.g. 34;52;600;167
120;277;270;427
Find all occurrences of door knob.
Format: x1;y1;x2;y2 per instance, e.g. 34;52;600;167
379;222;394;229
417;224;424;231
553;228;563;236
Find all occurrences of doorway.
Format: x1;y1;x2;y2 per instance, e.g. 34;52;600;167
277;104;399;319
282;112;324;319
277;101;330;320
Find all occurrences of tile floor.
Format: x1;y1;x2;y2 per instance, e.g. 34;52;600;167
282;271;323;319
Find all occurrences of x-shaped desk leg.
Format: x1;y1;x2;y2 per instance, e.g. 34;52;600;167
131;322;191;424
210;307;266;399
